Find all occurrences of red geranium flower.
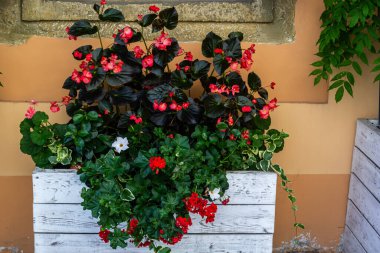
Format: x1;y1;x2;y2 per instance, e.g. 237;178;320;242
149;156;166;174
127;218;139;234
99;228;111;243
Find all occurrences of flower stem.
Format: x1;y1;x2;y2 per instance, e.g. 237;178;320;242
97;22;104;49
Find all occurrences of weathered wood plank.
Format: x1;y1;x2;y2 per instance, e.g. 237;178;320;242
35;233;273;253
342;226;366;253
33;169;277;205
355;120;380;168
33;204;275;234
348;174;380;235
346;200;380;253
352;147;380;201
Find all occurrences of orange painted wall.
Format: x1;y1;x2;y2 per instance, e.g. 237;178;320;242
0;0;379;251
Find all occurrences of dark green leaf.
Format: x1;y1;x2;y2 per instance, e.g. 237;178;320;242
344;81;353;97
99;8;125;22
335;86;344;102
228;31;244;41
68;20;98;37
247;72;261;90
202;32;222;58
159;7;178;30
138;14;157;27
213;54;229;75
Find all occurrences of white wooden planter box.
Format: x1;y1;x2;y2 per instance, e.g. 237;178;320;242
342;120;380;253
33;169;277;253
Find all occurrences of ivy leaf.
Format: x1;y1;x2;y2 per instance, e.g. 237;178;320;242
68;20;98;37
202;32;222;58
121;188;135;201
99;8;125;22
159;7;178;30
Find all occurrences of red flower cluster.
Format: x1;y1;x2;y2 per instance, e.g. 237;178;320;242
133;46;145;59
25;106;36;119
149;5;160;13
71;53;96;84
154;32;173;51
127;218;139;234
153;100;190;112
100;54;123;73
175;216;192;234
184;52;193;61
119;26;134;44
130;114;143;124
241;106;252;113
50;101;60;113
240;44;255;71
209;84;240;96
99;228;111;243
142;55;154;69
259;98;278;119
149;156;166;174
61;96;72;106
183;192;218;223
137;240;151;248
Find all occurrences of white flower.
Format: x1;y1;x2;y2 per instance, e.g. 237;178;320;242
209;188;221;200
112;137;129;153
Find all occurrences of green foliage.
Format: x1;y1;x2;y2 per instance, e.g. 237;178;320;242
20;3;298;252
312;0;380;102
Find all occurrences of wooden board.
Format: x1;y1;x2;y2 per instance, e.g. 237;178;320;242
355;120;380;168
348;174;380;235
345;201;380;253
33;169;276;252
342;226;366;253
33;204;275;234
35;233;273;253
352;147;380;201
33;169;277;205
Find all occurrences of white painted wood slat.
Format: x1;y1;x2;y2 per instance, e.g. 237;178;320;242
33;169;277;205
35;234;273;253
342;226;366;253
348;174;380;235
346;200;380;253
33;203;275;234
351;147;380;201
355;120;380;168
33;169;276;253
